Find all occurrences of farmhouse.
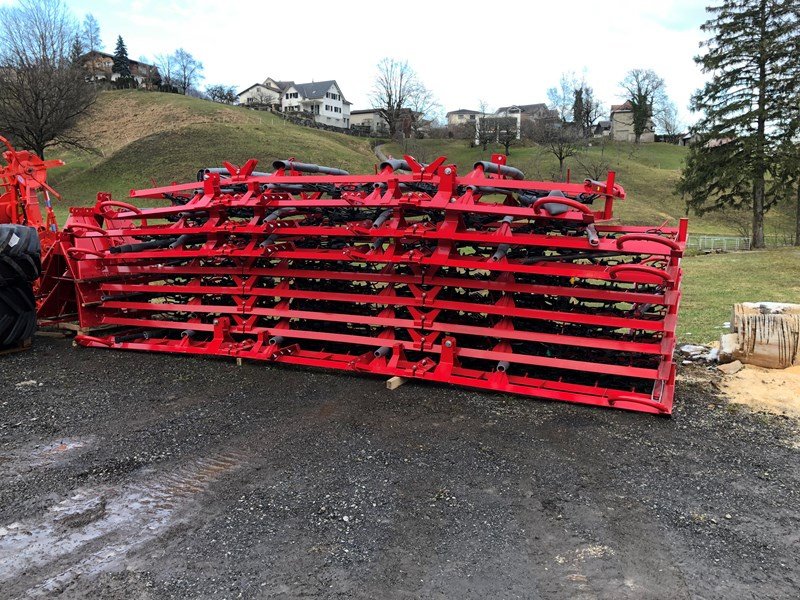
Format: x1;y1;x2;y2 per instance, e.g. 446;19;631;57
81;51;160;89
349;108;388;134
446;108;481;127
237;77;294;109
610;100;655;142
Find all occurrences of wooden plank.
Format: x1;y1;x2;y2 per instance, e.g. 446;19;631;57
386;376;407;390
0;338;32;356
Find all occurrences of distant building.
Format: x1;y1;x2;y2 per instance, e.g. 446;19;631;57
350;108;388;134
238;77;351;129
593;120;612;137
237;77;294;108
280;80;351;129
610;101;655;143
81;51;160;89
492;103;559;139
446;109;481;127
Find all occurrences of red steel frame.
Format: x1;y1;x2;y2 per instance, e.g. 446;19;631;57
49;154;686;415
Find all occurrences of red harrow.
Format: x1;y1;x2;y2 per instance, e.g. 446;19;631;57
45;154;686;415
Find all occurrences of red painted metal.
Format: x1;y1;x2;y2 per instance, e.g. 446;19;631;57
45;154;686;415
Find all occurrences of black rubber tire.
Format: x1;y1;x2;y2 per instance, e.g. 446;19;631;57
0;282;37;347
0;224;42;284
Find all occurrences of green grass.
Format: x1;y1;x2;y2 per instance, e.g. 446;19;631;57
679;248;800;342
384;138;795;238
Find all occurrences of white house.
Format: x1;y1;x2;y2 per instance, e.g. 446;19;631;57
349;108;388;134
281;80;351;129
237;77;293;107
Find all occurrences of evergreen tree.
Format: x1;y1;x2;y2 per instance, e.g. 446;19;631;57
677;0;798;248
572;88;585;134
69;34;84;65
112;35;130;78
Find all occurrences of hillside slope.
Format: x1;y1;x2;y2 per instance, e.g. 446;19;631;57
48;91;379;219
384;138;794;238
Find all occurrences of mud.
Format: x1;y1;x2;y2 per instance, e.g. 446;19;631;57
1;339;798;599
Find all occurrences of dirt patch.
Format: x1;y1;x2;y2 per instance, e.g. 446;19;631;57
721;364;800;418
75;92;255;156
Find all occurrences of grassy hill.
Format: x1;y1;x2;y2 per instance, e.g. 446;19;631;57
47;91;379;222
384;138;795;239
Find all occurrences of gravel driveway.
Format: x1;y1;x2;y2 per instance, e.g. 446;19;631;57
1;337;798;599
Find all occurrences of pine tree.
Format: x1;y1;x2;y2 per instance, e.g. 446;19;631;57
69;34;84;65
572;88;585;135
677;0;798;248
112;35;130;78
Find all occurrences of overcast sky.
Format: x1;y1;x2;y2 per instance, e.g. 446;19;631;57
55;0;709;126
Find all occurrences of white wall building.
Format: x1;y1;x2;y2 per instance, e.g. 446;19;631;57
280;80;351;129
349;108;388;134
237;77;293;107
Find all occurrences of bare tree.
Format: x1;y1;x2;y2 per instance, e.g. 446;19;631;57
207;84;238;104
532;121;583;180
656;99;683;143
370;57;436;138
0;0;96;158
547;72;578;122
620;68;667;143
575;140;612;180
573;85;604;137
496;117;518;156
154;53;176;92
172;48;203;95
406;83;440;136
474;100;496;150
477;118;497;151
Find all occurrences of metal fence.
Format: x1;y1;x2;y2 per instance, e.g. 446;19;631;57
686;234;796;252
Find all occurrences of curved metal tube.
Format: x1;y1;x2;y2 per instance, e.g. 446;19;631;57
532;195;593;217
615;233;681;253
473;161;524;180
272;160;349;176
609;264;673;284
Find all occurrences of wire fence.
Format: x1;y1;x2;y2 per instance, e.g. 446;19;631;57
686;234;796;252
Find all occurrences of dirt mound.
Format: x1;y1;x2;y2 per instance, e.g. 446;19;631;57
721;364;800;418
74;91;255;155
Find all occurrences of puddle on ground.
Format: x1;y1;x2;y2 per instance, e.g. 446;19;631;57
0;449;246;596
0;437;94;477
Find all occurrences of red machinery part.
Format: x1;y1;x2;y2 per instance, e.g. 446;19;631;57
48;155;686;415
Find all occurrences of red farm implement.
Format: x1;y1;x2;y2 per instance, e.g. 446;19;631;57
48;154;687;415
0;135;62;252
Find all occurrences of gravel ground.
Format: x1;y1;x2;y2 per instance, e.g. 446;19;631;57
1;337;798;599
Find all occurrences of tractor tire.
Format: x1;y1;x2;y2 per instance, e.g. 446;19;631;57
0;224;42;284
0;282;37;347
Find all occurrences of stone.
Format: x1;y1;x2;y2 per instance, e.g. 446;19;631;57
717;360;744;375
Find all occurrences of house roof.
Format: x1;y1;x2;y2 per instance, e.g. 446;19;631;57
610;101;634;113
595;120;612;128
495;103;549;114
446;109;480;116
350;108;382;115
81;50;156;69
290;80;343;101
237;82;278;97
